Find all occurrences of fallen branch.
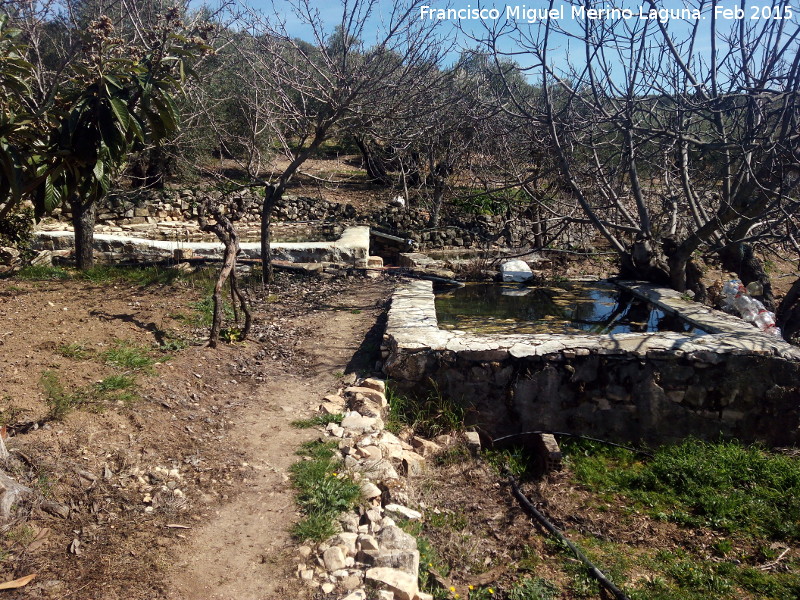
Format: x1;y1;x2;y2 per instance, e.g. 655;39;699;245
758;547;791;571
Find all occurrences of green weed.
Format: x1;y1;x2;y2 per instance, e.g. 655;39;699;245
433;444;471;467
78;265;186;286
289;440;361;542
157;332;190;352
40;370;90;421
16;265;70;280
507;577;560;600
101;340;156;372
95;374;136;392
483;446;535;478
398;519;450;598
385;380;465;438
190;296;235;327
57;342;92;360
564;438;800;541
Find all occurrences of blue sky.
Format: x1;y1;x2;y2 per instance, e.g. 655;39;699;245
200;1;798;76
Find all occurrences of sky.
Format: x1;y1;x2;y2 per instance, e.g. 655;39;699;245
196;0;799;77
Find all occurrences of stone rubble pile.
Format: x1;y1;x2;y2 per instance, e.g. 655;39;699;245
295;376;447;600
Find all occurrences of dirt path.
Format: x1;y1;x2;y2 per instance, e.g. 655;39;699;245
167;279;390;600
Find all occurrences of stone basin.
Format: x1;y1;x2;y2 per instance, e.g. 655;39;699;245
382;280;800;446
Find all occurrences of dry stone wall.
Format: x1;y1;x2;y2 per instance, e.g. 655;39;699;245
382;280;800;447
51;188;592;250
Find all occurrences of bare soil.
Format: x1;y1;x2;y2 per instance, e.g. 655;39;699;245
0;270;392;599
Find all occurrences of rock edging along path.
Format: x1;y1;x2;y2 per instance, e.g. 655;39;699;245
292;376;480;600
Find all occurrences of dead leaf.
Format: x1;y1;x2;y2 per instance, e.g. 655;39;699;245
0;574;36;590
26;528;50;552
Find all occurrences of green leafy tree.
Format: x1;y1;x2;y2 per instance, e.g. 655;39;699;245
0;9;208;269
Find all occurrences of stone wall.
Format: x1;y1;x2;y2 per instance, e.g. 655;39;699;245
34;226;371;265
51;188;593;251
382;280;800;447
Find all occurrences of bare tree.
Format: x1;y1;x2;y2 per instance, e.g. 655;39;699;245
197;194;252;348
223;0;448;284
486;0;799;328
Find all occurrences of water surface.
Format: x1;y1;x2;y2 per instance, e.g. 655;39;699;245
435;282;705;335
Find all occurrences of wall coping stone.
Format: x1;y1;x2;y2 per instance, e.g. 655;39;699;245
386;280;800;362
33;225;370;263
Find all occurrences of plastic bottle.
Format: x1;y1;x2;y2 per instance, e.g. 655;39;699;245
733;290;755;314
721;279;741;309
754;309;776;331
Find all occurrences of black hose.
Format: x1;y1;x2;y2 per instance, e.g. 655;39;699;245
490;430;653;458
507;473;631;600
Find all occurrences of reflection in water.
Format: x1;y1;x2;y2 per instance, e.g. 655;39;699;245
435;282;706;335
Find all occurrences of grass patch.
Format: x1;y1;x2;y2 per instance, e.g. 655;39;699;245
386;380;465;438
564;438;800;541
398;519;450;598
291;414;343;429
620;546;800;600
95;374;136;392
40;371;91;421
190;295;235;327
289;440;361;541
507;576;560;600
56;342;93;360
101;339;156;372
483;445;536;479
15;265;70;280
94;374;139;404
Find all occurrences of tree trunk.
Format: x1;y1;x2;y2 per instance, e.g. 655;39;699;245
777;277;800;343
718;242;776;310
353;136;391;185
260;186;279;285
428;180;444;228
71;196;96;270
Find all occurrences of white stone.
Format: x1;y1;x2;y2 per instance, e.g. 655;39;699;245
464;431;481;452
377;526;417;552
377;591;395;600
357;533;380;552
410;436;441;457
345;386;387;406
357;445;383;461
321;582;335;594
360;481;382;499
341;412;379;433
384;504;422;521
330;532;359;556
400;450;425;477
323;546;347;571
319;402;343;415
361;378;387;394
500;259;534;282
365;567;418;600
341;591;367;600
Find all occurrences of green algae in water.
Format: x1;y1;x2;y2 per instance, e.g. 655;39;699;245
435;282;703;335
